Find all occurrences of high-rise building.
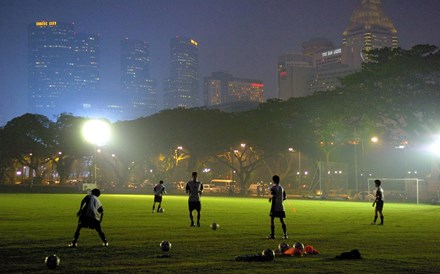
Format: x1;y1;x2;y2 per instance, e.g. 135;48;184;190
204;72;264;106
277;0;398;99
342;0;398;67
28;21;75;117
28;21;101;118
72;33;100;94
164;37;199;109
121;38;157;119
277;53;313;99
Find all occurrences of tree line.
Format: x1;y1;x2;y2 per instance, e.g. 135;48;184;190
1;45;439;193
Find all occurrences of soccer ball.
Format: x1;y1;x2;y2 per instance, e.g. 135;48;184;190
293;242;304;253
160;240;171;252
278;242;290;253
261;248;275;261
45;254;60;269
158;208;165;213
210;222;219;230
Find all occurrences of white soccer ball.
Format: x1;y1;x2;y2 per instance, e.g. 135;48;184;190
210;222;219;230
293;242;305;253
261;249;275;261
158;208;165;213
45;254;60;269
160;240;171;252
278;242;290;253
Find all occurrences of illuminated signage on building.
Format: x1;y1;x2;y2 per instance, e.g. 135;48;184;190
35;21;57;27
190;39;198;46
322;48;342;57
279;71;287;77
250;83;264;88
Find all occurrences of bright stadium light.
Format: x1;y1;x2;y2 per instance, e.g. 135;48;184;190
82;119;111;146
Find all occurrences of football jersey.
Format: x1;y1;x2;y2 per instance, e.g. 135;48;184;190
376;187;384;201
270;184;286;212
186;180;203;202
154;184;165;196
83;194;103;221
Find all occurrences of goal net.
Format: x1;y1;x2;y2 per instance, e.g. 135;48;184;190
367;178;426;204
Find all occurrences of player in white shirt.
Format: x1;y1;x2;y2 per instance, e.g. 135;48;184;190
371;179;384;225
268;175;288;239
68;188;108;247
186;172;203;227
152;180;166;213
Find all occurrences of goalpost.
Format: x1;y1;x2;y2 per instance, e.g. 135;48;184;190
367;178;424;205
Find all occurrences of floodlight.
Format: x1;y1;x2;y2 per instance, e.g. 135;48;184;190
82;119;111;146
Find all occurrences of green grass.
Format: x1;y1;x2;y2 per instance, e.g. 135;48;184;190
0;194;439;273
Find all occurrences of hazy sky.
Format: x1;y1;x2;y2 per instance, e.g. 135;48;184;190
1;0;440;124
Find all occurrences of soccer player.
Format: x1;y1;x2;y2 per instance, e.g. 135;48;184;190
68;188;108;247
186;171;203;227
268;175;288;239
371;179;384;225
152;180;167;213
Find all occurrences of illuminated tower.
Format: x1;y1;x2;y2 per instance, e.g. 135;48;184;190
342;0;398;67
204;72;264;106
72;33;100;94
28;21;101;118
164;37;199;109
28;21;75;116
121;38;157;118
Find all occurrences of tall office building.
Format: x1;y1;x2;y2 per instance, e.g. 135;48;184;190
28;21;75;117
342;0;398;67
164;37;199;109
28;21;101;118
204;72;264;106
72;33;100;94
121;38;157;119
277;53;313;99
277;0;398;99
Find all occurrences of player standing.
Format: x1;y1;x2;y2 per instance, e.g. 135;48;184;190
268;175;288;239
186;171;203;227
371;179;384;225
152;180;166;213
69;188;108;247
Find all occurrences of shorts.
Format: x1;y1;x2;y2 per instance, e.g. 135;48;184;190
270;211;286;218
154;195;162;203
188;201;201;212
79;215;101;229
375;200;384;211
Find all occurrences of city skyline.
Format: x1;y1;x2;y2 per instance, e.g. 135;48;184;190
1;0;440;124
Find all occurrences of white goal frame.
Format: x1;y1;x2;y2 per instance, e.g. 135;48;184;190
367;178;424;205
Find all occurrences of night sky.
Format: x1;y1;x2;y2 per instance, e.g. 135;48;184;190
1;0;440;124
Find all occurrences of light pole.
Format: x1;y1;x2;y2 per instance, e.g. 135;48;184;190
82;119;111;185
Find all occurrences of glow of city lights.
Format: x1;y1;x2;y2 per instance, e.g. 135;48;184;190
82;119;111;146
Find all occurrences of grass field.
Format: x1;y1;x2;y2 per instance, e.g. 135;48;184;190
0;193;439;273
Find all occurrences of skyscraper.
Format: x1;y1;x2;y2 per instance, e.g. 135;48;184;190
28;21;75;117
342;0;398;67
164;37;199;109
204;72;264;106
121;38;157;119
277;53;313;99
28;21;101;118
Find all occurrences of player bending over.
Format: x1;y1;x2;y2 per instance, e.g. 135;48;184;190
69;188;108;247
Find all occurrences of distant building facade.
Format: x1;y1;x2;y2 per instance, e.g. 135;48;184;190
121;38;157;119
277;0;398;99
28;21;77;117
164;37;199;109
204;72;264;106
